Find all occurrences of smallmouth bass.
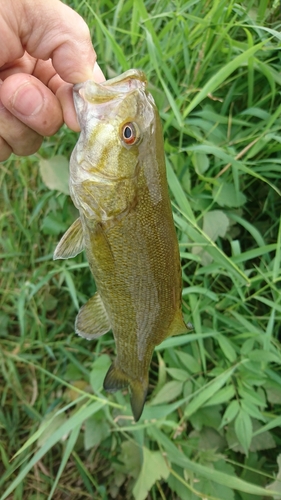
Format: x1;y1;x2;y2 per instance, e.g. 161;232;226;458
54;69;188;421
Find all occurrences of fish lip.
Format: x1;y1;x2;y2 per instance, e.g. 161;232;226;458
73;69;147;104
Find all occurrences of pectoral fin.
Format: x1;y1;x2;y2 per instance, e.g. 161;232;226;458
103;363;148;422
75;292;111;340
53;217;84;260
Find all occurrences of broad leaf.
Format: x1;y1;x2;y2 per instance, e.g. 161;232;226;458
150;381;183;406
192;210;230;265
213;182;247;208
133;447;169;500
90;354;111;393
266;454;281;499
235;410;253;455
39;155;70;194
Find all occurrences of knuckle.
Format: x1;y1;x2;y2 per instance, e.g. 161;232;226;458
0;137;12;162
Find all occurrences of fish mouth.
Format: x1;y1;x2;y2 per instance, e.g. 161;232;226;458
73;69;147;106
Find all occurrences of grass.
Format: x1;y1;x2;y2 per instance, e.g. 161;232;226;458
1;0;281;498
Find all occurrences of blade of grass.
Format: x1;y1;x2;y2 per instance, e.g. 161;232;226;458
183;41;266;118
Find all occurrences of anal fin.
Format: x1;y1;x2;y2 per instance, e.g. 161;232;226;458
75;292;111;340
53;217;84;260
103;363;148;422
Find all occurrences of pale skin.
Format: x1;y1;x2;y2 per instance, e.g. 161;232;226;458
0;0;105;162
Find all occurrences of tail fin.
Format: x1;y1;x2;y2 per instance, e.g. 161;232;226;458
103;363;148;422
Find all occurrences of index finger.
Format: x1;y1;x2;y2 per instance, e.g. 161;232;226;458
5;0;98;84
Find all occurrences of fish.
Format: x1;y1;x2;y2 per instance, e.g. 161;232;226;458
54;69;188;421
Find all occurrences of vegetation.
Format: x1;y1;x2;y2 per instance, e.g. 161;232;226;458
1;0;281;498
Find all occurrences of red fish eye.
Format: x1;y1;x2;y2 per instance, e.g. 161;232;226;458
121;122;139;145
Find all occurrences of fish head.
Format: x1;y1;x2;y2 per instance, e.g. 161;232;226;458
70;69;156;187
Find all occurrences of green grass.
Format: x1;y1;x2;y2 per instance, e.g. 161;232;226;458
1;0;281;498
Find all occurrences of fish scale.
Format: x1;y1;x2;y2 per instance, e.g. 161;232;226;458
54;69;189;421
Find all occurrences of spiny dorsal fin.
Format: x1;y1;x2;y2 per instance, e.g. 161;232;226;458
53;217;84;260
103;363;148;422
75;292;111;340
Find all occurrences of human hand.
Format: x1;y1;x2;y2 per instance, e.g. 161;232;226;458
0;0;105;162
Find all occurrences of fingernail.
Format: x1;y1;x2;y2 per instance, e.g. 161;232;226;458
92;62;106;83
12;83;44;116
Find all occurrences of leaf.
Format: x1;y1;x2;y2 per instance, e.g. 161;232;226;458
1;401;106;500
118;441;142;480
47;424;81;500
150;381;183;406
90;354;111;393
84;415;110;450
168;465;193;500
227;417;276;456
184;365;237;418
264;381;281;404
234;410;253;454
191;152;210;174
192;210;230;265
133;447;169;500
39;155;69;194
41;212;67;236
204;385;235;407
248;420;276;452
213;182;247;208
149;427;278;497
189;427;226;452
189;406;222;431
176;350;201;374
166;368;189;382
37;412;67;448
183;41;266;117
220;400;240;427
217;335;237;362
266;454;281;499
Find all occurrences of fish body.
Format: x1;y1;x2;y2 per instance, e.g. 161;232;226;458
54;69;187;421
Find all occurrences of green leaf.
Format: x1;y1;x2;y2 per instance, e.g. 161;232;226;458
184;365;237;418
37;412;67;448
149;427;278;497
234;409;253;455
266;454;281;499
119;441;142;480
204;385;235;407
176;350;201;374
191;152;210;174
133;447;169;500
90;354;111;393
39;155;69;194
193;211;230;265
248;420;276;453
217;335;237;362
0;401;106;500
47;424;81;500
84;414;110;450
220;400;240;427
183;41;266;117
150;381;183;406
213;182;247;208
166;368;189;382
41;212;67;236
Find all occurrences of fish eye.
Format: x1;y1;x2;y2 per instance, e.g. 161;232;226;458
121;122;140;145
